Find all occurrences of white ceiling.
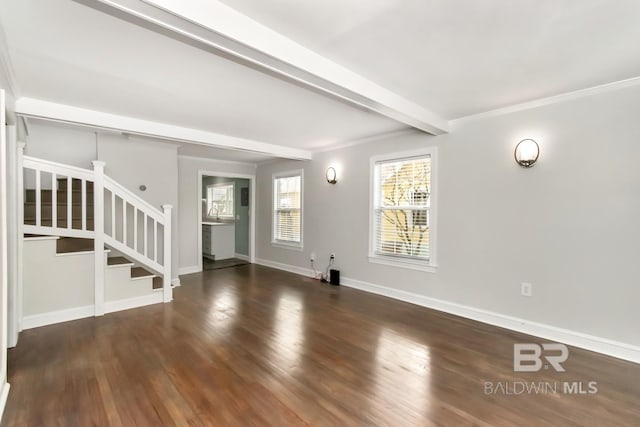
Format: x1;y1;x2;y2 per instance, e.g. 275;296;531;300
2;0;640;161
0;0;405;152
219;0;640;118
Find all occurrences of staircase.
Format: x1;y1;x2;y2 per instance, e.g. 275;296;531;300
20;154;172;328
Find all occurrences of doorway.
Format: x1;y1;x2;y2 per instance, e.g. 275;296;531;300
197;171;255;272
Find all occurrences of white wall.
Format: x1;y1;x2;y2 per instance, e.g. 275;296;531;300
25;122;97;168
256;84;640;348
177;156;256;273
22;238;94;317
98;134;179;281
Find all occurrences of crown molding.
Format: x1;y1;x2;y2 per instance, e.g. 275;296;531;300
451;76;640;126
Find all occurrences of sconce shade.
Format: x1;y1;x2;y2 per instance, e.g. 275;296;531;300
326;167;337;184
514;139;539;168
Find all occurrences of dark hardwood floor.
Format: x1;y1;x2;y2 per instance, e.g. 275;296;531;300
3;264;639;426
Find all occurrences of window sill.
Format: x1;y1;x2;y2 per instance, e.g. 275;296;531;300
272;241;303;252
368;255;437;273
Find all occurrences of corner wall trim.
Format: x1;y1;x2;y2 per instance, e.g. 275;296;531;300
22;305;94;330
178;265;201;275
234;253;250;262
255;258;640;364
0;383;10;424
104;293;163;314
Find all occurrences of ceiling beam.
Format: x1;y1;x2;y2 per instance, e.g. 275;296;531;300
15;98;312;160
87;0;449;135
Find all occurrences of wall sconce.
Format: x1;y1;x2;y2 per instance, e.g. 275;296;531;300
514;139;539;168
326;167;337;184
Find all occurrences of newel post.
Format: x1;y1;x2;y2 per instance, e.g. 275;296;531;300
162;205;173;303
92;161;106;316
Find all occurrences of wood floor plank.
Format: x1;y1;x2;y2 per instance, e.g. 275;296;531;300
3;264;640;426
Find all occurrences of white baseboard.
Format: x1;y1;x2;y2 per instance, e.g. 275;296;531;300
256;258;640;364
105;293;163;314
22;293;165;329
254;258;313;278
171;278;181;287
0;383;10;424
22;305;94;330
234;253;250;261
179;265;200;275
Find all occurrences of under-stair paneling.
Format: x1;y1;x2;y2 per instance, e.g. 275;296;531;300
105;264;155;301
23;237;94;327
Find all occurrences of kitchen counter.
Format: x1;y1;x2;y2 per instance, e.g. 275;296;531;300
203;222;236;260
202;221;234;226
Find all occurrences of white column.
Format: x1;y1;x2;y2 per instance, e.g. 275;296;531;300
162;204;173;303
0;90;8;394
16;142;25;334
92;161;106;316
6;126;18;348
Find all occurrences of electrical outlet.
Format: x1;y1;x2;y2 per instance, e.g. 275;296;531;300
310;252;316;261
521;282;533;297
330;253;336;259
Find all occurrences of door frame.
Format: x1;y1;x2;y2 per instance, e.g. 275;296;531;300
197;170;256;272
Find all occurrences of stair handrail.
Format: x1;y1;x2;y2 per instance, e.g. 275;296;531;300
103;176;164;222
23;156;95;180
22;156;95;239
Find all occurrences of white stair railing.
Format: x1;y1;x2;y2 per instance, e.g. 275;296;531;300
22;156;95;239
103;174;172;303
21;156;173;307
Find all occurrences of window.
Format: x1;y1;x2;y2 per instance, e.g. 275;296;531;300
206;183;234;219
273;171;303;249
370;148;437;272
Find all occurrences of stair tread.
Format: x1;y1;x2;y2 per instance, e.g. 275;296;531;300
56;237;100;254
107;256;133;266
131;267;155;279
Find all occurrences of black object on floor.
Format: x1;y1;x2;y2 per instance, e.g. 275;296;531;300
203;258;250;270
330;269;340;285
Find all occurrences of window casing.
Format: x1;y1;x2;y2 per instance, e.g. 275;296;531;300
206;183;234;219
369;148;437;272
272;171;303;249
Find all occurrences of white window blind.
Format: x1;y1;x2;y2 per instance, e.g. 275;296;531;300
373;155;431;261
273;174;302;244
207;183;234;218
